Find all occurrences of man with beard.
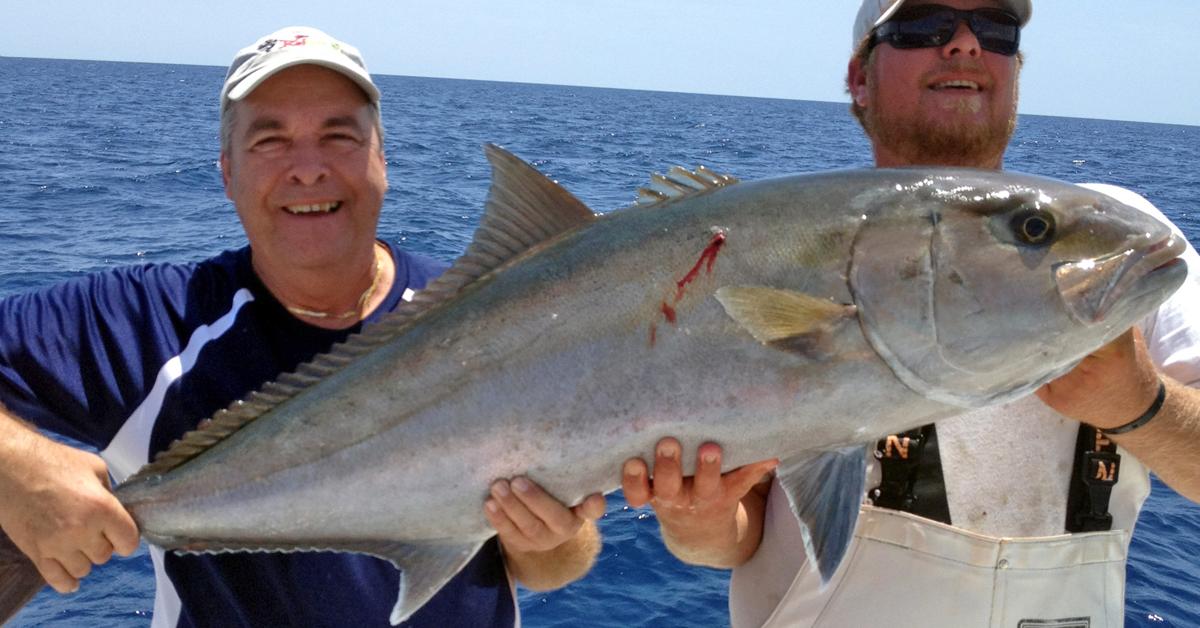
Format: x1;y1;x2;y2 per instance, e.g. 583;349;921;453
621;1;1200;626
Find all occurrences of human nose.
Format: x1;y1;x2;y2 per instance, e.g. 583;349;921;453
941;20;982;58
286;141;329;186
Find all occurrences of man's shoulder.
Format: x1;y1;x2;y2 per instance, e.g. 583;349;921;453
30;248;246;297
380;239;451;290
0;247;254;336
115;248;251;311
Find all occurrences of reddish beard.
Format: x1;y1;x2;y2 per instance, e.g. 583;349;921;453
864;64;1019;168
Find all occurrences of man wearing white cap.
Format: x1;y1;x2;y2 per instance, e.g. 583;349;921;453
0;26;602;627
622;2;1200;626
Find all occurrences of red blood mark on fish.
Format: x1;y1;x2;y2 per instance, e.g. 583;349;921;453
660;302;677;324
650;230;727;347
675;231;727;303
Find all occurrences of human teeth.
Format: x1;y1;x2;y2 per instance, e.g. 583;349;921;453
935;80;980;90
285;202;341;214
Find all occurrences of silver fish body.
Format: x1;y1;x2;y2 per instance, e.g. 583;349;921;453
1;147;1188;625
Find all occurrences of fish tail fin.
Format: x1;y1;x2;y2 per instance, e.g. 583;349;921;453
0;530;45;624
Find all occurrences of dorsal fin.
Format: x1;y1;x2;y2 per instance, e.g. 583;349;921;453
458;143;596;281
636;165;738;207
127;144;597;483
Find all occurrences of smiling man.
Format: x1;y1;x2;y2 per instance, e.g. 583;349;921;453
0;27;602;627
621;2;1200;626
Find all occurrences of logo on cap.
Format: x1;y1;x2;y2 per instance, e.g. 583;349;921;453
257;33;344;56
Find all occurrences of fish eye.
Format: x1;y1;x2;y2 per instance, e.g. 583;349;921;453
1010;209;1056;245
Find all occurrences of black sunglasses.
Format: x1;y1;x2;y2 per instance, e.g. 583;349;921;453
870;4;1021;56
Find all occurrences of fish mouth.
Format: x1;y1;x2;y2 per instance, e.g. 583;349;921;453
1055;235;1188;324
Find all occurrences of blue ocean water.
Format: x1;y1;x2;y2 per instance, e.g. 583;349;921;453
1;56;1198;626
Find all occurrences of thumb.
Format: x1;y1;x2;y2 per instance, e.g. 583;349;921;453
103;501;141;557
572;493;607;522
85;454;114;491
723;459;779;498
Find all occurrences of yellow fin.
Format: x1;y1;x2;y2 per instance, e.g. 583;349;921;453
715;286;856;344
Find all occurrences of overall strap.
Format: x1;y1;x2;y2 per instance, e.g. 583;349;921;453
869;424;952;525
1065;425;1121;532
871;423;1120;531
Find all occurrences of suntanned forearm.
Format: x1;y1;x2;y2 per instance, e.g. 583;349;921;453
0;404;51;490
0;400;140;593
1106;377;1200;502
660;480;770;569
504;519;600;591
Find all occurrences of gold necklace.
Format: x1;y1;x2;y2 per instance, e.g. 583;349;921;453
284;250;383;321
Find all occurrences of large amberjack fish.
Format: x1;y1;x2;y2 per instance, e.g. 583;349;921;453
0;146;1188;625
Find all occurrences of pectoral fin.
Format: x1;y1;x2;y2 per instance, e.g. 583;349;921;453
775;446;869;583
715;287;857;356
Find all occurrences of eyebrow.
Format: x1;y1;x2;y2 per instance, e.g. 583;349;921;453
242;115;367;137
244;118;284;136
322;116;366;132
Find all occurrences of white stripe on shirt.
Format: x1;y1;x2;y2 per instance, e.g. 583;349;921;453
100;288;254;628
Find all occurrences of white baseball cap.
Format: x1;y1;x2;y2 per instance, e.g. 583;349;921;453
852;0;1032;48
221;26;380;110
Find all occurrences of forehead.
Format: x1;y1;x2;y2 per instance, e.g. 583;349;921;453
236;65;372;119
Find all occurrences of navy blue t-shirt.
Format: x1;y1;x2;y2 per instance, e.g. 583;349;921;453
0;241;517;628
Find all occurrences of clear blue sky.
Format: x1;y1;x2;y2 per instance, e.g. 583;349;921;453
3;1;1196;126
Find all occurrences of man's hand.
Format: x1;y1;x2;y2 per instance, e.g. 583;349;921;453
1038;327;1200;502
621;437;777;568
483;476;604;591
0;436;139;594
1036;328;1161;430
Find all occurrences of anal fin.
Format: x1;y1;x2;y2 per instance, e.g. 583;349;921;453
364;540;486;625
160;536;486;626
776;446;869;582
